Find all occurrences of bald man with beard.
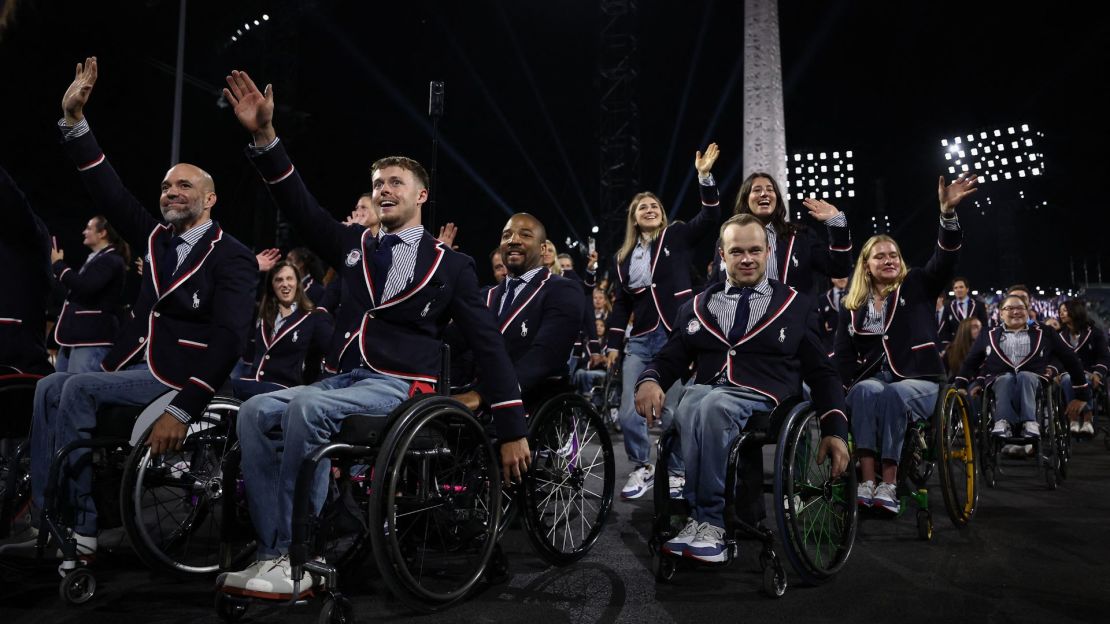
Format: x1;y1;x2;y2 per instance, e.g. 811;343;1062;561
0;58;255;557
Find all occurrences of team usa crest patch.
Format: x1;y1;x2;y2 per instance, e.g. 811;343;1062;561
345;249;361;267
686;319;701;335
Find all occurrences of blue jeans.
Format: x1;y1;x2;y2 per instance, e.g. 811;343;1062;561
30;365;168;535
992;371;1039;424
573;368;605;395
674;385;773;527
617;325;684;473
54;345;110;374
1059;372;1095;414
847;371;938;464
237;369;410;559
230;377;285;401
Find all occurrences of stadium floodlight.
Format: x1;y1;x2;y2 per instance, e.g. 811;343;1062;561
939;123;1045;183
784;149;858;203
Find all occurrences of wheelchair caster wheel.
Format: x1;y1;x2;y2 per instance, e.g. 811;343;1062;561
915;510;933;541
761;563;787;598
59;568;96;604
214;591;249;622
318;592;354;624
1044;468;1058;490
650;551;676;582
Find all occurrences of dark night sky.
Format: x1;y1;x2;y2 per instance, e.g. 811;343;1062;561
2;0;1107;290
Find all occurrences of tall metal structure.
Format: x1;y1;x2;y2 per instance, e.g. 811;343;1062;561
742;0;789;210
598;0;640;258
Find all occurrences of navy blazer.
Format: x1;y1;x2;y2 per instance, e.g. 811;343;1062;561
248;141;528;440
0;166;53;376
955;325;1089;401
834;219;962;387
242;308;333;388
302;276;325;306
938;297;989;345
637;280;848;441
1059;326;1110;379
816;287;845;356
52;246;126;347
63;131;257;420
605;183;721;350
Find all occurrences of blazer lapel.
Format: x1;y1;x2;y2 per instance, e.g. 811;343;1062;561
376;233;446;309
499;269;550;332
692;283;729;346
159;222;223;301
735;283;796;346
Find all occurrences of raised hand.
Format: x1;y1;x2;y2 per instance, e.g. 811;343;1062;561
801;197;842;223
587;249;599;271
938;172;979;215
695;142;720;177
255;248;281;272
437;222;458;247
62;57;98;125
223;70;276;145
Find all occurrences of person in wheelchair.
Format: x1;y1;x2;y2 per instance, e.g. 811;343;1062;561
231;261;333;400
955;294;1088;449
835;173;978;514
450;213;584;409
0;165;53;379
634;214;849;563
574;319;609;398
1056;299;1108;436
1;58;257;558
221;70;530;598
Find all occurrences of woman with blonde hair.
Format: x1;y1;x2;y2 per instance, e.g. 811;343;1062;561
834;173;978;515
604;144;722;500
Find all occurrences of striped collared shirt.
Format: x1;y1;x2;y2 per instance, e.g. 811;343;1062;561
707;274;774;339
379;226;425;301
172;220;214;272
999;328;1032;364
273;303;298;337
628;240;652;289
499;265;544;316
863;296;887;334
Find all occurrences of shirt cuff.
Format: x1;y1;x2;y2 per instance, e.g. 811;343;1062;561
247;136;281;154
939;213;960;230
825;212;848;227
57;117;91;141
164;404;191;425
698;173;716;187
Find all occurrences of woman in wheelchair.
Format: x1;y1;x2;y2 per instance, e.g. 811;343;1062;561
954;294;1088;448
1056;299;1108;436
231;261;332;400
835;173;978;515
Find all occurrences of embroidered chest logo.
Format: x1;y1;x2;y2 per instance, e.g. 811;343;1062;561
664;247;671;257
421;302;431;317
686;319;701;335
192;291;200;309
899;297;906;307
345;249;362;267
791;254;799;268
520;321;529;337
986;346;992;357
779;327;786;343
292;330;299;343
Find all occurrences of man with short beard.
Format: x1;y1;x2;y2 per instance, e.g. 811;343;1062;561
1;58;256;557
221;69;530;597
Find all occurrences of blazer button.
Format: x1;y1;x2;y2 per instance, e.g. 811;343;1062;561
344;332;351;339
264;355;271;360
651;283;657;288
153;312;161;318
258;371;264;376
883;335;890;340
139;336;145;343
729;350;736;356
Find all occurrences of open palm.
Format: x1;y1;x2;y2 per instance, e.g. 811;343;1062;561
223;70;274;136
938;173;979;213
62;56;98;123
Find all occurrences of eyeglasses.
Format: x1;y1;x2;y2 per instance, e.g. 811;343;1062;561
1000;306;1027;312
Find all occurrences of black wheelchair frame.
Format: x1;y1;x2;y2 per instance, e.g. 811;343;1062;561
978;374;1067;490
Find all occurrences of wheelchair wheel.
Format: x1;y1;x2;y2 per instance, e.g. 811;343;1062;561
521;393;615;566
121;398;254;577
978;393;998;488
0;440;30;539
935;387;978;528
368;397;500;613
1037;384;1059;491
773;402;857;586
1051;385;1070;480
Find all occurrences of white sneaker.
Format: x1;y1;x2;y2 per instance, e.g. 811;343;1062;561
620;465;655;500
684;523;728;563
873;482;899;514
1024;444;1035;458
1081;421;1095;436
220;559;269;592
991;420;1011;437
1069;420;1081;434
1000;444;1020;458
667;475;685;499
856;480;875;508
242;555;314;598
1022;421;1040;438
662;517;699;556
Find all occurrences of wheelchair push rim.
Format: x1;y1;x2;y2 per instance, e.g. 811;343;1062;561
773;403;857;585
935;386;979;528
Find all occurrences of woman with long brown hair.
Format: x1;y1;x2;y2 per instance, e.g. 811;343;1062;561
834;173;978;515
1057;298;1109;435
945;317;983;376
604;144;721;500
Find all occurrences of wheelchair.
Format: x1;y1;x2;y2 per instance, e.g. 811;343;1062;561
12;386;243;604
647;397;858;598
213;350;616;622
586;360;622;433
978;375;1068;490
0;373;43;540
892;383;979;540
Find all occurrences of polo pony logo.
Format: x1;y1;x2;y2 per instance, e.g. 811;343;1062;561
292;330;299;343
192;291;200;309
664;247;671;257
520;321;529;337
779;328;786;343
421;302;431;317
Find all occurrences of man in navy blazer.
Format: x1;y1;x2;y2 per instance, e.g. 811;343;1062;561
3;58;256;558
453;214;583;408
222;70;530;598
634;214;849;564
938;276;988;346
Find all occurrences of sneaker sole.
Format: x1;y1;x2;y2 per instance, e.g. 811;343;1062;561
620;482;654;500
222;585;316;601
683;550;728;564
661;545;686;557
